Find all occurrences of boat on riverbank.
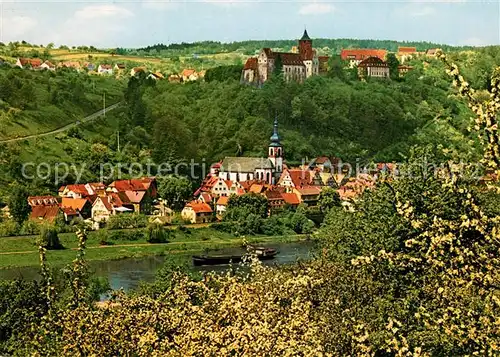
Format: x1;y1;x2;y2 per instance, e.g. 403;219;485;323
192;247;278;266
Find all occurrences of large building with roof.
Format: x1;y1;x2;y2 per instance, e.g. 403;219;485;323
241;30;328;85
214;117;285;185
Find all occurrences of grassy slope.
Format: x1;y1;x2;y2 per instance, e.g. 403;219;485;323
0;72;125;140
0;227;302;269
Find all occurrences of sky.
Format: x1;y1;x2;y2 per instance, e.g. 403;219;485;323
1;0;499;48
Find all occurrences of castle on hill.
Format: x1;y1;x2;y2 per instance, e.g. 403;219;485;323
241;29;329;85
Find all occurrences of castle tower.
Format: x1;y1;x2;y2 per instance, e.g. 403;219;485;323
298;29;313;61
268;116;284;181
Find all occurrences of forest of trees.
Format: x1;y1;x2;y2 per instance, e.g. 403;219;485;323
134;38;472;57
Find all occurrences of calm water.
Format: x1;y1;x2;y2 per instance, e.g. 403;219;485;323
0;241;316;297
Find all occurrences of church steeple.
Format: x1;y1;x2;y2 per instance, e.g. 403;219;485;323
301;28;311;41
269;116;281;146
268;115;284;178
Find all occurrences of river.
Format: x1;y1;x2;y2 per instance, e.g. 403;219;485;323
0;241;316;296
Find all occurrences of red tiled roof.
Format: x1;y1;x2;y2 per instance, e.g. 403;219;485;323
288;169;312;188
19;58;42;67
216;196;229;206
244;57;258;70
66;184;90;196
61;207;79;216
99;64;112;69
30;205;59;222
181;69;196;77
28;196;59;206
98;196;113;212
340;49;387;61
275;52;304;66
398;46;417;53
187;202;213;213
110;179;149;192
200;193;213;204
264;190;283;200
124;190;146;204
358;57;388;68
282;193;301;205
297;186;321;196
60;197;88;211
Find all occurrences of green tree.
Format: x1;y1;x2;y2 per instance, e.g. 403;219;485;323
37;224;63;250
146;223;169;243
224;193;268;221
318;187;341;212
7;184;30;225
386;53;400;80
327;55;346;81
157;175;193;210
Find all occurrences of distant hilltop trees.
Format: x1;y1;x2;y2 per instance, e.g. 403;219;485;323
136;38;473;57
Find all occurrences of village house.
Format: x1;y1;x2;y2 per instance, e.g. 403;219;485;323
97;64;113;75
147;72;164;80
84;62;96;71
425;48;441;58
264;189;286;214
294;186;322;206
114;63;126;72
281;192;301;209
398;64;414;77
16;58;43;69
242;30;328;85
30;205;60;223
168;74;181;83
181;202;213;224
58;183;105;199
340;49;387;68
60;197;92;219
215;196;229;219
28;195;59;206
397;46;418;64
40;60;56;71
91;193;134;224
131;67;146;77
211;178;233;198
107;177;157;214
60;61;81;71
357;57;390;79
181;69;198;82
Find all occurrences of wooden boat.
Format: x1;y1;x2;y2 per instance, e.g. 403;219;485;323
192;247;278;266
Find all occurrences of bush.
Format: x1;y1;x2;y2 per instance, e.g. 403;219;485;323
95;230;112;245
37;224;63;250
20;220;40;236
107;214;148;230
0;220;19;237
146;224;169;244
108;229;145;241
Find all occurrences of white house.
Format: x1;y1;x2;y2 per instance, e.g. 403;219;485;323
98;64;113;75
40;61;56;71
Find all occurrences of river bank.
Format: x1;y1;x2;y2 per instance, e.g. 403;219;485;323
0;241;316;296
0;227;306;269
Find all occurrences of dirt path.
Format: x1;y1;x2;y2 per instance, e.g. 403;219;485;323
0;102;122;143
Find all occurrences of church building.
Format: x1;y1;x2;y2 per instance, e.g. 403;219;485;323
215;118;284;185
241;30;328;85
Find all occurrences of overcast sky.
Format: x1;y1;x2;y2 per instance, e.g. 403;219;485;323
1;0;499;48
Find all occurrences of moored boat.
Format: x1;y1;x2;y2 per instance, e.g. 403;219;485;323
192;247;278;266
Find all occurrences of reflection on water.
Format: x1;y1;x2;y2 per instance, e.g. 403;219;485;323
0;241;316;296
